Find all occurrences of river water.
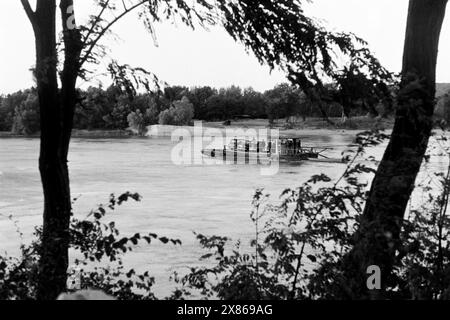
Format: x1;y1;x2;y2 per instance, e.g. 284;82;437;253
0;131;443;297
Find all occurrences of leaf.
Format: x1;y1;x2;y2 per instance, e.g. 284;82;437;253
143;236;152;244
159;237;169;244
201;253;214;260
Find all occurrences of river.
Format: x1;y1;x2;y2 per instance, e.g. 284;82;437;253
2;131;441;297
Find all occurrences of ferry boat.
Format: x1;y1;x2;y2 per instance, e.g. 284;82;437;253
201;137;332;162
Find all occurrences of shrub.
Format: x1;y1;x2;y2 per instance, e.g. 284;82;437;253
11;93;40;135
127;104;159;136
158;97;194;126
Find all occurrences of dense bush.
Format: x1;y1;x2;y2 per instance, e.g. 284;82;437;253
127;105;159;135
158;97;194;126
11;92;40;135
0;89;37;133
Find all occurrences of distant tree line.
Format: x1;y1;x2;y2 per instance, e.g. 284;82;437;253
0;88;40;135
0;83;399;135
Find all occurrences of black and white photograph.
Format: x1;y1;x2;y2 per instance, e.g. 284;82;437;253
1;0;450;308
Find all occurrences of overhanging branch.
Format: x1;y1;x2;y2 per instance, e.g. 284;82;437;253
79;0;149;69
81;0;112;47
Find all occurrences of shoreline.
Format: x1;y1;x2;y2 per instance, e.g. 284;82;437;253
0;129;134;139
146;117;394;138
0;117;394;139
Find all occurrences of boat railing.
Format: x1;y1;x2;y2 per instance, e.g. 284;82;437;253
225;138;327;157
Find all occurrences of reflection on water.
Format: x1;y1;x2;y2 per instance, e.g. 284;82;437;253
2;132;442;297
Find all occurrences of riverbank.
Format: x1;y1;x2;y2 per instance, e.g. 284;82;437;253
0;117;394;139
0;129;134;139
146;116;394;138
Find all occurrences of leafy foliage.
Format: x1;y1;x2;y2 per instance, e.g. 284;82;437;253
158;96;194;126
388;134;450;300
265;84;303;124
11;92;40;135
68;0;395;124
127;108;158;135
0;89;39;134
218;0;396;121
1;82;389;135
0;192;181;300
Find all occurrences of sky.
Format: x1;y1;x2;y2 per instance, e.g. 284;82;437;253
1;0;450;94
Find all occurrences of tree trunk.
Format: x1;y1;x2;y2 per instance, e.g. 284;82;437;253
60;0;82;159
340;0;448;299
22;0;81;300
28;0;70;300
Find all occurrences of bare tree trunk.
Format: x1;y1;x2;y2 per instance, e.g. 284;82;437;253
30;0;71;300
340;0;448;299
22;0;81;300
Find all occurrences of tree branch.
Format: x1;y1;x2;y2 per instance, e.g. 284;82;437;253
59;0;83;158
81;0;111;46
79;0;148;68
20;0;36;25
